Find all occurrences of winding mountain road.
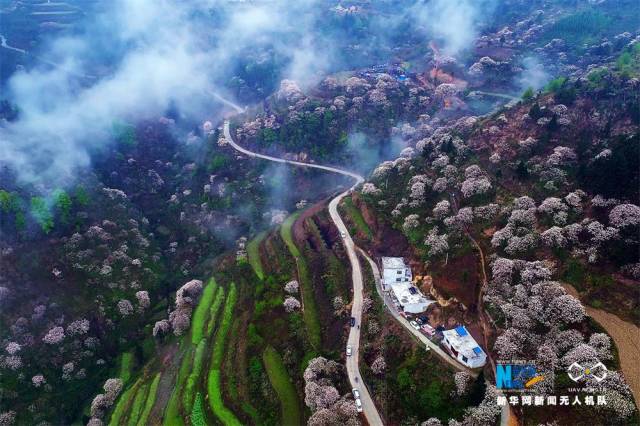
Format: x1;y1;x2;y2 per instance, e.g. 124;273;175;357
222;120;383;426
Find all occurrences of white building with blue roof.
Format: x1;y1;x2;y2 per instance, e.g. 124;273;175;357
442;325;487;368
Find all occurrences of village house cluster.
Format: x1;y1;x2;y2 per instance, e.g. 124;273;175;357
380;257;487;369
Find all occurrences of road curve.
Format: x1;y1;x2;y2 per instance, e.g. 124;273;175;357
222;120;383;426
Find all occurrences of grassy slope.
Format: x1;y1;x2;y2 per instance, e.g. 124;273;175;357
247;231;267;280
206;286;225;335
280;213;322;349
343;196;373;239
109;378;141;426
162;345;193;426
262;345;301;426
191;278;219;344
136;373;161;426
127;382;149;426
182;340;207;412
207;283;242;426
118;352;134;384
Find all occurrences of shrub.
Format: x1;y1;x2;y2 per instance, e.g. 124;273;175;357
190;393;206;426
545;77;567;93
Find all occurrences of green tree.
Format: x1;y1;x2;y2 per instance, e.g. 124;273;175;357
30;197;54;233
522;87;534;100
0;190;17;213
545;76;567;93
53;189;72;224
74;185;90;206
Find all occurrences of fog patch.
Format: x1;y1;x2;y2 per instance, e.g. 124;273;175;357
517;56;550;92
411;0;497;56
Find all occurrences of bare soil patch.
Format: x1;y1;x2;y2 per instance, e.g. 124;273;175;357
564;284;640;407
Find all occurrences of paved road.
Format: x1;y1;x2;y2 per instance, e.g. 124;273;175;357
223;120;383;426
0;33;96;80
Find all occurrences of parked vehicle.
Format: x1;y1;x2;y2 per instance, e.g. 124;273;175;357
415;318;424;325
422;324;436;336
352;388;360;399
355;397;363;413
409;320;420;330
346;345;352;356
419;315;429;323
350;317;356;327
340;231;347;238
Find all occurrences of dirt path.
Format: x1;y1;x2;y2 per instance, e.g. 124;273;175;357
564;284;640;406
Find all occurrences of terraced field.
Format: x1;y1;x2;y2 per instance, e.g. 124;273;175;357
206;283;241;425
263;345;301;426
105;220;319;426
281;212;322;349
107;278;245;425
247;231;267;280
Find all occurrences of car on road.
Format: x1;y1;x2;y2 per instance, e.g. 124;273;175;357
409;320;420;330
350;317;356;327
346;345;352;356
340;231;347;238
355;397;363;413
352;388;360;399
421;324;436;336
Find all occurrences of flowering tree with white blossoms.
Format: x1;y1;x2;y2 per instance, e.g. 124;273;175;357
609;203;640;228
283;296;301;313
424;228;449;257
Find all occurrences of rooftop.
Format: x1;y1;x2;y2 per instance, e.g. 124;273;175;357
442;326;486;360
390;281;434;307
381;257;407;269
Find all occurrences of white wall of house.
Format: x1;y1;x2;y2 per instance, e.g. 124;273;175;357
442;332;487;369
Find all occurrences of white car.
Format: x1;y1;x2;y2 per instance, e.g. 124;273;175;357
355;397;363;413
340;231;347;238
346;345;352;356
352;388;360;399
410;320;421;330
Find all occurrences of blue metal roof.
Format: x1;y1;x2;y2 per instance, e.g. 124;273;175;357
473;346;483;355
455;326;468;336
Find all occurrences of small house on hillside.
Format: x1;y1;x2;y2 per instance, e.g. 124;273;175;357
442;325;486;368
381;257;412;288
381;257;433;314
